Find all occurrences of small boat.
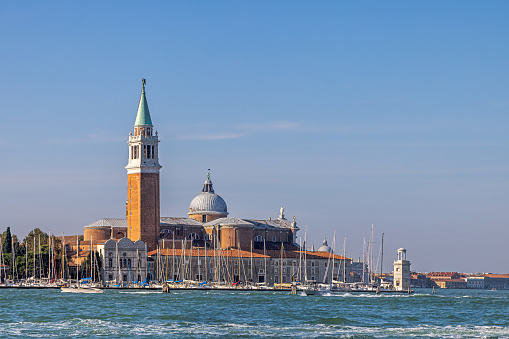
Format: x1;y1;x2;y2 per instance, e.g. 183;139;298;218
61;285;104;293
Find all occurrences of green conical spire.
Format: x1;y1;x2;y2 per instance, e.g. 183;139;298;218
134;78;153;126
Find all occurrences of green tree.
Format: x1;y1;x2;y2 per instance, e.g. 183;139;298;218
2;227;12;254
23;228;49;251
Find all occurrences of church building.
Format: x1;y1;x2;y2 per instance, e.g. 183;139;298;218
69;79;351;286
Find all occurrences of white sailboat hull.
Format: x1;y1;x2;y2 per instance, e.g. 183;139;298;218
61;287;104;294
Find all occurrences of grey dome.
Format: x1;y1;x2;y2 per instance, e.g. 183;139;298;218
188;173;228;216
188;192;228;215
317;238;332;253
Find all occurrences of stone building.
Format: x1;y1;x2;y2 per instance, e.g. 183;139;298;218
97;238;148;285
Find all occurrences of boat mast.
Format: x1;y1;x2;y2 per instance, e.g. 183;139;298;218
304;225;307;283
172;231;175;281
189;239;193;281
76;235;79;282
280;242;283;284
380;233;384;285
116;240;119;284
144;243;148;283
33;235;35;280
362;233;366;284
25;238;28;281
39;235;41;281
263;237;267;284
0;237;3;281
180;240;184;281
250;241;253;283
91;235;94;283
205;240;208;282
343;235;346;283
298;237;302;283
62;233;65;280
370;223;374;284
331;231;336;285
198;243;201;281
47;232;50;281
164;241;168;282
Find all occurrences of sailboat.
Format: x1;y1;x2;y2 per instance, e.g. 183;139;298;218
61;237;103;293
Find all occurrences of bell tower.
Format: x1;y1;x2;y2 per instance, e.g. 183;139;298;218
126;79;162;250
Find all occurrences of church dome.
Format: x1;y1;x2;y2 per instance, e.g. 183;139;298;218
188;173;228;216
189;193;227;215
317;238;332;253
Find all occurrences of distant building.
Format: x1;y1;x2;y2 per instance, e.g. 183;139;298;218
426;272;462;281
410;273;433;288
466;274;509;290
466;276;485;289
434;279;467;289
483;274;509;289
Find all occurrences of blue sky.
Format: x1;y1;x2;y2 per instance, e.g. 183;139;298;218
1;1;508;273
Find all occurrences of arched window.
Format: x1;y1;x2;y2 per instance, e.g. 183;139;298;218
108;258;112;268
204;233;212;241
128;259;131;268
254;235;264;242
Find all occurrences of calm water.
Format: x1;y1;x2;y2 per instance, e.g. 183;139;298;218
0;288;508;338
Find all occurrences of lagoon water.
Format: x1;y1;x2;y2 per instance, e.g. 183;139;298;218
0;288;508;338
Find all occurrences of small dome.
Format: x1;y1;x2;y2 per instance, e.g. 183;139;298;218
317;238;332;253
188;173;228;216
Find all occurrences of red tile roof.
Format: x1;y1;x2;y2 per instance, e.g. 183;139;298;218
484;274;509;279
148;248;350;260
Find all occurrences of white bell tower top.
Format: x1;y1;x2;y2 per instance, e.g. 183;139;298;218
125;79;162;174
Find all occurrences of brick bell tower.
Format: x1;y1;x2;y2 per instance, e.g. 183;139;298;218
126;79;162;250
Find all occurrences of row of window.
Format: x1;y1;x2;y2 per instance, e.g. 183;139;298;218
159;232;289;243
108;258;138;268
254;235;290;242
130;145;156;160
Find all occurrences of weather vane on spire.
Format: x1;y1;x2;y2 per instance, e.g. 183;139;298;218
207;169;211;180
142;78;146;87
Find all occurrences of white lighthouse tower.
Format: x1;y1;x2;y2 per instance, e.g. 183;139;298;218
393;248;411;291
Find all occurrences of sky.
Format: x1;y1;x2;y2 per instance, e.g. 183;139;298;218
1;1;508;273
